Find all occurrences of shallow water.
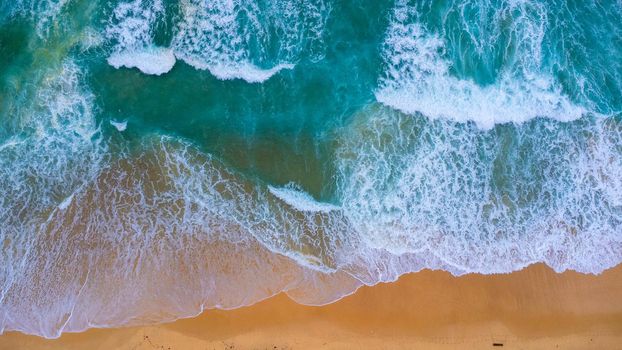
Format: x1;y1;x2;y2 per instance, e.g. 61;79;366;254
1;0;621;338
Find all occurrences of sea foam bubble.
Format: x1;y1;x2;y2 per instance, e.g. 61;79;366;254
107;47;176;76
109;119;128;131
0;59;105;338
268;184;340;213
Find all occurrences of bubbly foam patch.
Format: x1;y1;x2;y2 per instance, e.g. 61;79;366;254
177;56;294;83
109;119;128;132
107;47;176;75
0;59;105;337
4;0;622;340
376;0;592;129
33;0;71;37
336;104;622;274
269;184;340;213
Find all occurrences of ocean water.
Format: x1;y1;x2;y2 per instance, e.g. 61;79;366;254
1;0;621;338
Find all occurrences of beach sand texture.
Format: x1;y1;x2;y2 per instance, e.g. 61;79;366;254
1;263;621;350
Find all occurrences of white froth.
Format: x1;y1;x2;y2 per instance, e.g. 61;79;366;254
171;0;326;82
29;0;71;37
376;1;591;129
336;105;622;275
105;0;171;75
79;27;104;51
57;194;73;210
5;0;622;340
0;136;26;152
269;184;340;213
106;0;164;49
109;119;128;131
177;54;294;82
103;0;327;81
0;59;105;338
107;47;176;75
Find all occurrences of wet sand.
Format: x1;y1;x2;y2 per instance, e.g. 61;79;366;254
1;263;621;350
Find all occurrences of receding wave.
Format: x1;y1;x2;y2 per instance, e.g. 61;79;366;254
269;184;340;213
3;103;621;338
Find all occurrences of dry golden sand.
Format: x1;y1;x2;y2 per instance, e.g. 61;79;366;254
1;263;622;350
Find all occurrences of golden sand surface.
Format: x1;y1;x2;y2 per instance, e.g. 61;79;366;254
1;263;621;350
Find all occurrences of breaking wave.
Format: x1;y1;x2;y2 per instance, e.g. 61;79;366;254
104;0;329;81
376;0;621;128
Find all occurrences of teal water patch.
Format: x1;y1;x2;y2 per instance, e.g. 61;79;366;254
85;0;392;195
1;0;621;338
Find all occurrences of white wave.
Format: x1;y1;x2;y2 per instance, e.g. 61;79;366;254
177;54;294;82
376;0;591;129
107;47;176;75
0;137;356;337
0;136;26;152
79;27;104;51
103;0;327;82
172;0;281;83
33;0;71;37
106;0;164;49
5;106;621;338
269;184;340;213
171;0;327;82
105;0;171;75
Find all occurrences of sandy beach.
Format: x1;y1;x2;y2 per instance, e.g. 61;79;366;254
1;263;621;350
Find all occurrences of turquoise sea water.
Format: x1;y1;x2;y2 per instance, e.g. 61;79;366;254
1;0;621;338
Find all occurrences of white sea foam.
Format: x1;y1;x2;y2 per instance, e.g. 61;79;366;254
107;47;176;75
172;0;283;82
5;0;622;338
57;194;73;210
177;55;294;83
105;0;172;75
269;184;340;213
0;136;25;152
78;27;104;51
103;0;328;81
171;0;327;82
336;104;622;275
0;59;105;338
4;105;622;338
106;0;164;49
109;119;128;131
33;0;71;37
0;136;357;337
376;0;592;129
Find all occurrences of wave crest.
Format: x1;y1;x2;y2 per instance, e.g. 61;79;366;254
376;0;600;128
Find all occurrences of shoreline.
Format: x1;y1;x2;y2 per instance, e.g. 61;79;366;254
1;263;621;349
